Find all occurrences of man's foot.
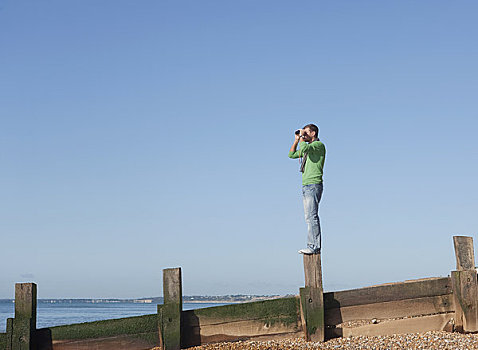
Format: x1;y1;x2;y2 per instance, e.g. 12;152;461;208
298;247;315;255
298;247;321;255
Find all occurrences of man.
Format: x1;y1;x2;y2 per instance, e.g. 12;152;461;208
288;124;326;255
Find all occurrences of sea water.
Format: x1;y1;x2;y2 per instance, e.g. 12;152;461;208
0;300;229;331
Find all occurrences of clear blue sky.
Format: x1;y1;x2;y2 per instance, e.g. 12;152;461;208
1;0;477;299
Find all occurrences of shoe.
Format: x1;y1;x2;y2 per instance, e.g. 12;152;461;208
298;247;315;255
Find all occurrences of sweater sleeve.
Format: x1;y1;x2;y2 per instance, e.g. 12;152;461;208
288;141;307;158
298;141;323;153
288;150;301;159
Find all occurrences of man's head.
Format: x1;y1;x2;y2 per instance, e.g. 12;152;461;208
302;124;319;142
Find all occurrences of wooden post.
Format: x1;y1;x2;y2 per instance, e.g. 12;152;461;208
303;253;323;288
454;236;475;270
12;283;37;350
6;318;13;350
300;254;324;342
159;268;182;350
451;236;478;332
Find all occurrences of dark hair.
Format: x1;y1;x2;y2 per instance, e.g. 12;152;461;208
303;124;319;137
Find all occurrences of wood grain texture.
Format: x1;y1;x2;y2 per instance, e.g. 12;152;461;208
341;313;455;337
160;268;182;350
6;318;13;350
163;268;182;305
451;270;478;332
12;283;37;350
325;294;454;326
324;277;452;309
300;287;324;342
181;298;302;347
453;236;475;271
181;316;302;348
51;333;158;350
15;283;37;323
303;254;323;289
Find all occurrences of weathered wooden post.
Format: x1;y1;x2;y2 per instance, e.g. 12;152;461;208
299;254;324;342
158;267;182;350
451;236;478;332
6;317;14;350
7;283;37;350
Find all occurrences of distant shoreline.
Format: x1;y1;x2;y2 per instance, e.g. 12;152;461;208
0;295;289;304
183;299;273;304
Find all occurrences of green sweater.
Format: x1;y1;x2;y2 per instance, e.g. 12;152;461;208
288;140;326;185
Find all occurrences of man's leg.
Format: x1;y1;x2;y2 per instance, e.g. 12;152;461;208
302;183;323;253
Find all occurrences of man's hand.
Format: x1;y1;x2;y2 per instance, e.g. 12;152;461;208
291;129;302;154
295;129;304;141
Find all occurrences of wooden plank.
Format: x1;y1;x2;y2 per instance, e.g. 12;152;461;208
181;298;301;347
300;287;324;342
303;254;323;289
33;328;53;350
451;270;478;332
159;268;182;350
49;313;158;340
51;333;159;350
342;313;454;337
453;236;475;270
181;315;302;348
325;294;454;326
189;316;301;337
46;313;159;350
242;331;303;342
182;297;300;327
324;277;452;309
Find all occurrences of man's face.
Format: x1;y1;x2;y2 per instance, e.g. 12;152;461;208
303;127;315;142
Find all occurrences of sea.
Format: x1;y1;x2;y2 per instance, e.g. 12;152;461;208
0;300;229;332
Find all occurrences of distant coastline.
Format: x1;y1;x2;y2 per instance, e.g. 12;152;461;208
0;294;294;305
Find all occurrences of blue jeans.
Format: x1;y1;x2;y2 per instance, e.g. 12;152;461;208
302;183;323;252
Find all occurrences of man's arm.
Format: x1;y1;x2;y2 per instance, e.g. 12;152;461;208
298;140;323;153
288;132;303;159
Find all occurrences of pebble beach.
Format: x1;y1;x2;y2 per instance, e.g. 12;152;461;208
168;332;478;350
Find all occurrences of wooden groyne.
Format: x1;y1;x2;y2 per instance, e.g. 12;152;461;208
1;235;477;350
